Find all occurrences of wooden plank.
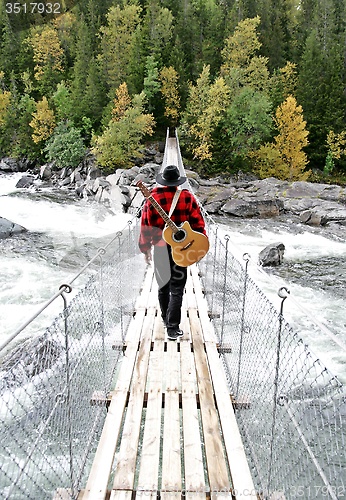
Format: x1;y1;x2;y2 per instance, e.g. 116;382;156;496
83;308;147;500
191;265;217;343
165;137;179;165
53;489;75;500
180;297;191;341
180;341;205;492
205;343;257;500
211;493;233;499
185;269;197;311
134;267;155;310
137;340;165;491
112;309;155;490
185;494;207;500
189;309;230;492
153;308;165;341
161;493;181;500
109;490;133;500
161;340;181;491
136;492;158;500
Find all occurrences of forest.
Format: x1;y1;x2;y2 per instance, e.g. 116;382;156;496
0;0;346;182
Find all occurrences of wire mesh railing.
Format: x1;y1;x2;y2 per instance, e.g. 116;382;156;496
1;201;345;499
198;216;346;500
0;216;146;499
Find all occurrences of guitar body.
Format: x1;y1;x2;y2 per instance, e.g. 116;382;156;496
162;221;209;267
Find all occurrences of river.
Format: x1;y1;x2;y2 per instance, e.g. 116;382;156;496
0;172;345;383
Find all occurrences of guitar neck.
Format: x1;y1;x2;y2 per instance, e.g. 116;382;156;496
147;195;179;233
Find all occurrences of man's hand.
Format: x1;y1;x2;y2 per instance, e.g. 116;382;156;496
144;249;152;265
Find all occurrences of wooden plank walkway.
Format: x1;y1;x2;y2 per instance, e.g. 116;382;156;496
79;264;257;500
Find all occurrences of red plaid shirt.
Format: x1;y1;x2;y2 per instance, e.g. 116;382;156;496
139;186;207;253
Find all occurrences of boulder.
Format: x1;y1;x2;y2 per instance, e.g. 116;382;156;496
0;158;19;172
0;157;31;172
0;217;27;239
259;243;285;266
222;197;283;218
15;175;35;188
40;163;53;180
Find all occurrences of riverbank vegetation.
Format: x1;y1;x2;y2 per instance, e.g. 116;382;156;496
0;0;346;183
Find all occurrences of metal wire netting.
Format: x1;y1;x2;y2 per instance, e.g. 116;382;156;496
0;218;146;499
198;220;346;500
1;210;345;500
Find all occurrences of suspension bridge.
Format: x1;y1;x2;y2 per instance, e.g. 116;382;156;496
0;130;345;500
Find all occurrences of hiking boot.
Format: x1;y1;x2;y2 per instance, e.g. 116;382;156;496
167;329;184;341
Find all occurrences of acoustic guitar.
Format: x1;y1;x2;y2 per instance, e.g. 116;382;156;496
137;181;209;267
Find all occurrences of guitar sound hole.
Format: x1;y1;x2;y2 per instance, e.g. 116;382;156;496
173;229;186;242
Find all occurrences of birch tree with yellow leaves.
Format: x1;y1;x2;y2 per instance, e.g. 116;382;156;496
26;26;64;94
253;95;311;181
181;65;229;162
30;96;56;144
92;83;155;173
159;66;180;126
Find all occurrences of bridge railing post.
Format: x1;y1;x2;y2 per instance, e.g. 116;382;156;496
60;284;76;499
236;253;250;399
267;286;289;495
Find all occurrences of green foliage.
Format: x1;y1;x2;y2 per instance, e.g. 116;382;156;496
30;96;56;143
297;30;346;168
25;25;64;95
159;66;180;126
91;88;155;173
218;87;273;161
142;1;173;66
52;81;73;122
44;121;86;168
181;65;229;161
220;16;270;93
252;95;310;181
0;1;346;179
251;143;286;179
324;152;334;176
98;4;142;95
269;62;298;109
143;56;160;111
0;89;38;159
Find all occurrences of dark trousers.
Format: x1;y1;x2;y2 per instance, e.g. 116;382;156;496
153;244;187;330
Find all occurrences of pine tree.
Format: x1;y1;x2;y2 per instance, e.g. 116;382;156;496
257;0;292;70
0;9;18;81
143;55;160;112
52;81;73;122
142;0;174;66
70;18;94;123
83;56;106;131
297;30;346;168
99;4;142;95
269;61;298;110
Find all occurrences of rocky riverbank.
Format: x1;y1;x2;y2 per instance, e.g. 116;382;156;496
1;146;346;240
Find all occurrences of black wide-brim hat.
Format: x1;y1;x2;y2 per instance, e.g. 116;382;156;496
156;165;187;186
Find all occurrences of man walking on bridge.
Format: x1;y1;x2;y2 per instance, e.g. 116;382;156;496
139;164;207;340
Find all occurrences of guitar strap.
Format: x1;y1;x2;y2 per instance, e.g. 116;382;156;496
168;188;181;218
